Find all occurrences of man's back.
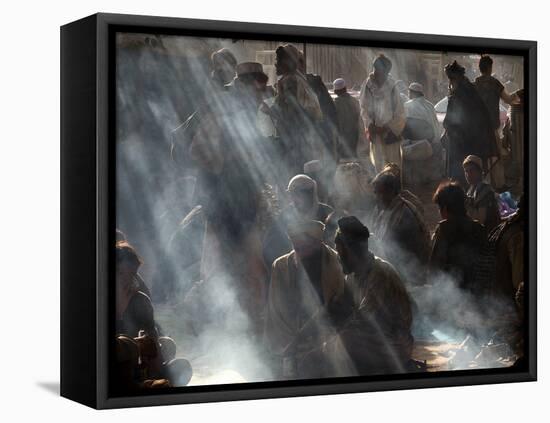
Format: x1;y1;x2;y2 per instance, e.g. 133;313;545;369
340;256;413;374
430;215;487;290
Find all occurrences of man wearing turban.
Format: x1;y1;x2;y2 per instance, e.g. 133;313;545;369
271;44;323;178
359;54;406;173
442;60;497;187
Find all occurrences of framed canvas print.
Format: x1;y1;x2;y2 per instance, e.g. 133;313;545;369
60;13;537;409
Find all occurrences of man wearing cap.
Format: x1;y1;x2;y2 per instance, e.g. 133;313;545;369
359;54;406;173
332;216;414;375
401;82;444;185
463;154;501;233
264;220;347;378
403;82;441;144
442;61;497;187
333;78;367;162
262;174;334;270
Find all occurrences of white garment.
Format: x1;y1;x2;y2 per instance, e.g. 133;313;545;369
359;74;405;136
404;96;441;142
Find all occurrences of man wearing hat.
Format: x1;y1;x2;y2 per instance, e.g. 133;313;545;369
463;154;501;232
264;219;347;378
400;81;444;185
332;216;414;375
359;54;406;173
333;78;367;162
442;60;497;187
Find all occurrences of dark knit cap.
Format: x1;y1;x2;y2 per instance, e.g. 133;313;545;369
337;216;370;242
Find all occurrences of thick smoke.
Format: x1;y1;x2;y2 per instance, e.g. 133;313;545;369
115;33;521;384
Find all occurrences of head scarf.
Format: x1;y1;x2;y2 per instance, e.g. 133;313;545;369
444;60;466;78
373;54;392;74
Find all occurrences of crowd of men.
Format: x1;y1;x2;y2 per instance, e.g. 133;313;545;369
114;44;526;389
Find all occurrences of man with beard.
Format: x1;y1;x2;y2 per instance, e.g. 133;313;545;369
442;61;497;187
270;44;323;179
262;174;334;270
370;169;430;284
359;54;406;173
264;220;347;379
332;216;414;375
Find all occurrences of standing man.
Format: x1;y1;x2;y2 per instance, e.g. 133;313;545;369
403;82;441;143
442;61;497;187
474;55;519;190
272;44;323;178
359;54;406;173
333;78;367;161
264;220;347;379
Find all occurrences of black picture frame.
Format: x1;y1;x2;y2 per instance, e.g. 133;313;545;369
60;12;537;409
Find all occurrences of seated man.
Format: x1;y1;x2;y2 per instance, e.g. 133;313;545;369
463;154;501;233
429;181;487;292
332;216;414;375
263;220;347;379
116;241;192;387
371;169;430;284
262;174;334;269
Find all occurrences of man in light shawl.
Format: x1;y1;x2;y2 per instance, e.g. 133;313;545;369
332;216;414;375
401;82;444;185
264;220;347;379
270;44;323;178
359;54;406;173
404;82;441;143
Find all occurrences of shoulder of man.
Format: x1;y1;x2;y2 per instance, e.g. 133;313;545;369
272;250;294;269
474;183;497;204
128;291;154;315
